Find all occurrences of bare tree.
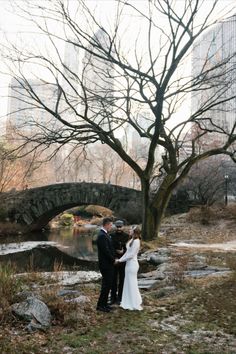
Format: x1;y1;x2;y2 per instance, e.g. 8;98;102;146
0;141;40;191
2;0;236;239
181;156;225;205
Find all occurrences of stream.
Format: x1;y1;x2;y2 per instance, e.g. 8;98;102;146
0;225;98;261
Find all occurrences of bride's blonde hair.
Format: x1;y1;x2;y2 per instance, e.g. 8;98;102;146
129;226;141;247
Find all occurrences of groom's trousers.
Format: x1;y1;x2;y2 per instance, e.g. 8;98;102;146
97;267;114;308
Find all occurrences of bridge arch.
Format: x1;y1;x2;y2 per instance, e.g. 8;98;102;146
1;183;141;231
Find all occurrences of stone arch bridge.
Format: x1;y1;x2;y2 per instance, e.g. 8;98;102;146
0;183;141;231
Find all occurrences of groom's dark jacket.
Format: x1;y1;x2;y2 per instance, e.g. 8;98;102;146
97;229;115;270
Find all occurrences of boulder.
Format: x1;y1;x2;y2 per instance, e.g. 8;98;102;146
12;297;51;332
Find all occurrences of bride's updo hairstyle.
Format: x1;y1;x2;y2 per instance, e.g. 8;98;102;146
129;226;141;247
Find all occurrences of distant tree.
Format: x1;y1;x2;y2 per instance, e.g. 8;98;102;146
2;0;236;239
180;156;225;205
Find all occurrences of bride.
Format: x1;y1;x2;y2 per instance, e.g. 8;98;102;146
116;226;143;311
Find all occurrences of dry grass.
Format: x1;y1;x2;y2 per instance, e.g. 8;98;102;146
161;207;236;245
1;267;236;353
0;264;22;323
186;204;236;225
168;254;190;284
0;222;25;237
85;205;113;217
225;254;236;281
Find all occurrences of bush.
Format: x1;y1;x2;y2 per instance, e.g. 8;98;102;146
66;206;92;218
0;222;24;236
168;255;190;285
225;254;236;280
59;213;74;226
187;206;213;225
227;204;236;220
66;205;113;218
85;205;113;217
187;204;236;225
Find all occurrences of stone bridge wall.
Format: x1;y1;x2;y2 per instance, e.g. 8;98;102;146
0;183;141;231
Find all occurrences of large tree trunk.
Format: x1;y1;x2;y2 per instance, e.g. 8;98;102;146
141;179;158;241
141;176;176;241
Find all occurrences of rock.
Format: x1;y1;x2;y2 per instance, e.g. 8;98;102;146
185;267;231;278
192;254;206;263
186;261;207;271
57;289;81;297
65;295;90;304
157;248;172;257
148;254;170;265
138;278;161;290
12;297;51;331
15;290;38;302
139;270;166;280
58;271;101;285
157;262;173;273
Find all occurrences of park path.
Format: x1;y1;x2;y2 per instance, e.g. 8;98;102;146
172;240;236;251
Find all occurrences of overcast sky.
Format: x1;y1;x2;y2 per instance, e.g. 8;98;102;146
0;0;236;129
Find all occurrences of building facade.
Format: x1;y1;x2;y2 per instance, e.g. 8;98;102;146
191;14;236;138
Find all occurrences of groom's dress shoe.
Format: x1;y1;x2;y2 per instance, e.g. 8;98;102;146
96;306;110;313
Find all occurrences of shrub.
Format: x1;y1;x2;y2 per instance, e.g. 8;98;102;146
0;264;22;322
225;254;236;280
0;222;24;236
90;217;103;225
85;205;113;217
58;213;74;226
66;206;92;218
41;287;79;327
168;255;190;285
187;204;236;225
187;206;213;225
227;204;236;220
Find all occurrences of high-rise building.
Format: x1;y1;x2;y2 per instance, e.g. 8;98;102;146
82;29;114;131
62;40;81;101
191;14;236;137
6;78;59;140
6;78;63;187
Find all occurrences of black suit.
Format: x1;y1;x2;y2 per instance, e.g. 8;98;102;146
96;228;115;309
110;230;129;302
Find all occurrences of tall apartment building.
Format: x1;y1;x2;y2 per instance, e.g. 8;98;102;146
6;78;63;187
82;29;114;131
191;14;236;138
62;40;81;106
6;78;59;140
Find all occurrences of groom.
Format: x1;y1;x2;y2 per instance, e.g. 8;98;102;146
96;217;115;313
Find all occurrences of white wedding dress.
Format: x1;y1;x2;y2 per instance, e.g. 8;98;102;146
118;239;142;311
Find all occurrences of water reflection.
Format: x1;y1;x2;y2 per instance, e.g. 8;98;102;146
1;226;98;261
48;227;98;260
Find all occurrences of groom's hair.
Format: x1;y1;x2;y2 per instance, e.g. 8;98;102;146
102;217;113;226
